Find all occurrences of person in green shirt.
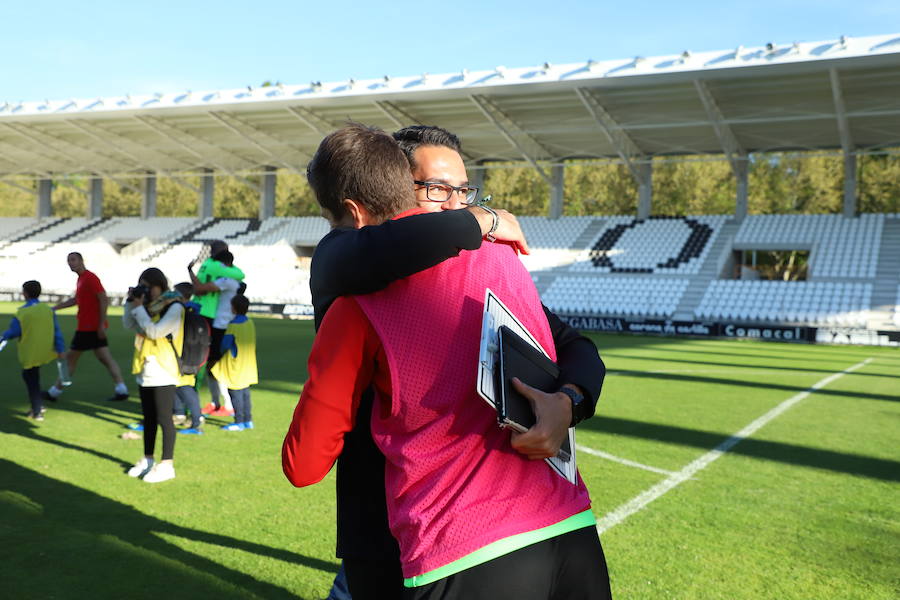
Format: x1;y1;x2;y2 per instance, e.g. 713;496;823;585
187;240;245;415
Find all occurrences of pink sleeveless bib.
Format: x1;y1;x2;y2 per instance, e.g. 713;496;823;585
355;242;592;578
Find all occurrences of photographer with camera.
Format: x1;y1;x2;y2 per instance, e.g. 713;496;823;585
122;268;185;484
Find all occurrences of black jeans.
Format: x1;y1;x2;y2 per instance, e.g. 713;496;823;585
140;385;176;460
22;367;42;415
344;557;404;600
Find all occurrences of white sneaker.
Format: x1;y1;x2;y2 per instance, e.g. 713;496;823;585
127;457;154;478
173;415;187;425
143;461;175;483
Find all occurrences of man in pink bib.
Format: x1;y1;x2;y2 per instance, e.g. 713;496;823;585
283;124;611;600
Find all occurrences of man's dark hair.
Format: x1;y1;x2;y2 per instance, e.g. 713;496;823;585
307;122;415;224
22;280;41;299
213;250;234;266
209;240;228;257
231;294;249;316
67;251;83;261
392;125;462;171
174;281;193;300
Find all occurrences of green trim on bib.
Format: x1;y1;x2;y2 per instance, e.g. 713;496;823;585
404;510;596;588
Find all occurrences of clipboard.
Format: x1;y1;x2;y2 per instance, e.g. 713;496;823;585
477;289;578;484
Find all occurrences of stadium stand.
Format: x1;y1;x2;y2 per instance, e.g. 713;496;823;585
517;216;596;272
569;216;728;275
0;212;896;333
518;216;594;248
542;276;689;318
0;218;38;241
695;280;872;327
263;217;331;246
894;286;900;327
734;214;883;278
70;217;200;246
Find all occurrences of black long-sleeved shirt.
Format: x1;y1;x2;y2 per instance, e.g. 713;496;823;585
309;208;605;559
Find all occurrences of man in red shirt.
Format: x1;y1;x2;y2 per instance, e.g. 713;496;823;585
46;252;129;402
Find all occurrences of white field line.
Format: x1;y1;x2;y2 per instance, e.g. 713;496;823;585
597;357;873;534
576;445;677;476
610;369;830;376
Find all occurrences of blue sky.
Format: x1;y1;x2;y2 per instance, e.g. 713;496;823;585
3;0;897;102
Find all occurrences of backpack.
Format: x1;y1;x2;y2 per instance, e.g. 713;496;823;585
166;302;211;375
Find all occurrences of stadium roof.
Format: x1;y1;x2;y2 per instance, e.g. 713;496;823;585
2;32;900;180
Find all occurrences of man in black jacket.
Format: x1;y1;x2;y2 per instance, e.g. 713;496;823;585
311;125;607;600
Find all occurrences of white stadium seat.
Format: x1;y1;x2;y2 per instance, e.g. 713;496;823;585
695;280;872;328
542;276;689;319
735;213;883;278
569;215;727;275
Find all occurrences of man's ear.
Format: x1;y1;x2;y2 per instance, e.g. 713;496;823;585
341;199;373;229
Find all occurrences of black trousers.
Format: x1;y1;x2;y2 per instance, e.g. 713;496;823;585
404;526;612;600
140;385;176;460
22;367;42;414
344;557;404;600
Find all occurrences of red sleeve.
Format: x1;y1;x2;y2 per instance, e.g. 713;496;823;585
282;297;380;487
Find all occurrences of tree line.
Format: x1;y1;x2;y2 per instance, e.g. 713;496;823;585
1;152;898;218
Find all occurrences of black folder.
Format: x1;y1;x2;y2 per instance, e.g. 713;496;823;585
497;323;559;430
496;325;572;461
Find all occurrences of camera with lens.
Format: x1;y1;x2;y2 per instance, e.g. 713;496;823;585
127;284;149;302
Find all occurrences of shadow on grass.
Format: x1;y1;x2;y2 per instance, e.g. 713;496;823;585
0;412;132;468
86;403;144;427
607;369;899;403
0;459;337;599
580;416;900;483
601;353;898;379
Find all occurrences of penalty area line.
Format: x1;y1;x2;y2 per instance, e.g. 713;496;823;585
576;445;678;476
596;357;872;535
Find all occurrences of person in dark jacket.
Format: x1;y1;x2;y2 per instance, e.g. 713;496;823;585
312;125;607;600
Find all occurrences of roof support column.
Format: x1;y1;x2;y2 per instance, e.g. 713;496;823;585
693;79;752;223
843;152;857;218
37;178;52;218
88;176;103;218
829;69;857;219
141;172;157;219
470;161;485;200
199;168;214;218
735;158;749;223
469;95;553;184
259;165;276;220
637;162;652;219
576;87;651;218
549;163;564;219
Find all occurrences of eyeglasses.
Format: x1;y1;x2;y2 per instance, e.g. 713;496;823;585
414;180;479;204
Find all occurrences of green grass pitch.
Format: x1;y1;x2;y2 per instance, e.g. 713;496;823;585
0;303;897;599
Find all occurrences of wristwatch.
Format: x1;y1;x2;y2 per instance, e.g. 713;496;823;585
558;386;584;428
